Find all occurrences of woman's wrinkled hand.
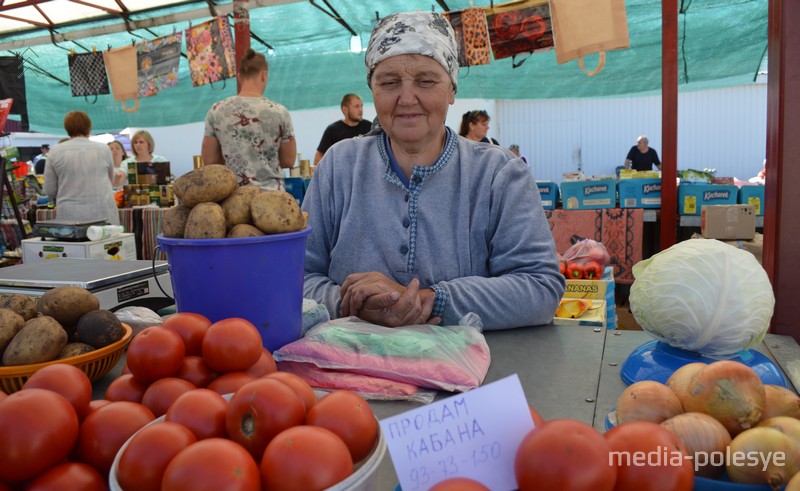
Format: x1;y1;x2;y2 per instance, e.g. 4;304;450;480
340;272;440;327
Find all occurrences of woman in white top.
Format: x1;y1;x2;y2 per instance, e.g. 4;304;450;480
44;111;120;225
122;129;168;166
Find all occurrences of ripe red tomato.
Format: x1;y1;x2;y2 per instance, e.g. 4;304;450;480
0;389;6;402
23;363;92;421
117;421;197;491
76;401;155;475
206;371;256;395
267;371;317;412
175;355;217;388
162;438;260;491
225;378;306;459
202;318;263;373
126;326;186;383
515;419;616;491
26;462;107;491
243;348;277;377
88;399;112;415
162;312;212;356
166;389;229;440
429;477;490;490
261;425;353;491
604;421;694;491
140;377;196;417
105;373;148;403
306;390;377;462
121;362;130;375
0;389;79;482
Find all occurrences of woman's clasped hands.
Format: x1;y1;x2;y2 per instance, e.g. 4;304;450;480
339;272;441;328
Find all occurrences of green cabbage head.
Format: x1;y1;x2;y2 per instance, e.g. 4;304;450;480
630;239;774;356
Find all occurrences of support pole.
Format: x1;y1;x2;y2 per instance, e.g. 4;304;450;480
660;0;678;250
764;0;800;340
232;0;251;93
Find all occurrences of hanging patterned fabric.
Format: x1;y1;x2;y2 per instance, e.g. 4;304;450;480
103;46;140;112
185;15;237;88
68;51;110;97
485;0;554;62
444;8;491;67
137;32;183;98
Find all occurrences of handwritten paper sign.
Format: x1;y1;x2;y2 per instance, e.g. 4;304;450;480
380;374;534;491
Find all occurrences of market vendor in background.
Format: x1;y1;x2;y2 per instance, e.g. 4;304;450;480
459;109;499;145
107;140;129;189
313;93;373;165
302;11;564;330
201;49;296;191
624;135;661;171
43;111;120;226
123;130;168;167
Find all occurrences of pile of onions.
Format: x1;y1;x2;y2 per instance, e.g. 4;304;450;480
762;384;800;419
679;360;765;436
726;427;800;487
615;380;683;424
661;412;731;478
665;362;706;402
787;471;800;491
758;416;800;443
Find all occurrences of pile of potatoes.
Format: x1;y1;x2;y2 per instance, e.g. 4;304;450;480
0;287;125;367
162;165;307;239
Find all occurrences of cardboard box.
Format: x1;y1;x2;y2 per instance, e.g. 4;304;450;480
536;180;559;210
560;180;616;210
22;233;136;264
563;266;616;329
677;183;738;215
701;204;756;240
554;299;607;328
618;178;662;209
738;185;765;216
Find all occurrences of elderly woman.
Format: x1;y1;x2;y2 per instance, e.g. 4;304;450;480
44;111;120;225
302;11;564;330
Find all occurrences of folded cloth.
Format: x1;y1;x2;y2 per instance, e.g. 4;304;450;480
277;360;436;404
273;317;491;393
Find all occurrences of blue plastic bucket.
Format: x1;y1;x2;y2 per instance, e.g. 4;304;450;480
157;228;312;352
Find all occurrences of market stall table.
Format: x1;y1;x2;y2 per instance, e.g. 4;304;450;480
90;325;800;489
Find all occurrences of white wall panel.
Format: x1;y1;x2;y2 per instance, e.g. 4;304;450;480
497;84;767;182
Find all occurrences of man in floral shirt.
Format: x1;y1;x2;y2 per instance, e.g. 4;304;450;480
201;49;296;190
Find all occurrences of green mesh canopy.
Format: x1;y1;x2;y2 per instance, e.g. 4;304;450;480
0;0;767;134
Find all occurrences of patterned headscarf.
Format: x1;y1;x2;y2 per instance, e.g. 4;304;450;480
365;11;460;90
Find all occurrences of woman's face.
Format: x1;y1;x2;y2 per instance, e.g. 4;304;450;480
371;54;454;149
469;117;490;141
132;136;151;158
108;142;125;163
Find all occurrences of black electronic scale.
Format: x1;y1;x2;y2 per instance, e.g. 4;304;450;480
33;218;109;241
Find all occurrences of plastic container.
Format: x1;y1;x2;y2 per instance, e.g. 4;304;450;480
157;228;311;352
87;224;124;241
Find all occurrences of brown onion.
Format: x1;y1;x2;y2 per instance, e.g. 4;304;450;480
786;471;800;491
727;427;800;487
762;385;800;420
616;380;683;424
758;416;800;443
661;412;731;478
682;360;765;436
666;362;707;402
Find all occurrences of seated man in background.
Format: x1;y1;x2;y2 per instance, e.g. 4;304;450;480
624;135;661;171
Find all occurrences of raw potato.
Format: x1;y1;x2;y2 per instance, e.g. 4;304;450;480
227;224;265;238
184;202;227;239
76;310;125;348
2;316;68;366
37;286;100;335
161;204;192;238
58;342;95;359
0;308;25;359
0;294;37;321
251;191;306;234
221;185;263;230
173;165;238;207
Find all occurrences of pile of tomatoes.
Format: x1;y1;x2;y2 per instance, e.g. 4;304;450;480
0;313;379;491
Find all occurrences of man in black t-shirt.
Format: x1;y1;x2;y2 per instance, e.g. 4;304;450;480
624;135;661;171
314;94;372;164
